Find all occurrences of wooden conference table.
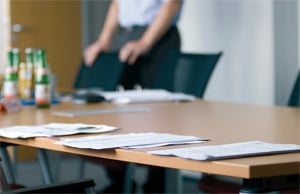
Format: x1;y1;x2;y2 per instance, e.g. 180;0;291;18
0;100;299;192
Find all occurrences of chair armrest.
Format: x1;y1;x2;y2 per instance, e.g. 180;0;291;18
2;178;96;194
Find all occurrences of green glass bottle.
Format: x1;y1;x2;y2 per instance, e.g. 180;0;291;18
33;48;39;71
19;48;35;100
35;49;51;108
3;50;18;99
12;48;20;76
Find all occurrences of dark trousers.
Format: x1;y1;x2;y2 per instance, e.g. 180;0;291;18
114;25;181;89
101;26;181;193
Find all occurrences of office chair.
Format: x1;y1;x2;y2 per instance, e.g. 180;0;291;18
129;51;223;193
0;52;125;187
153;51;223;97
0;53;123;192
171;51;223;192
0;156;10;192
0;157;96;194
174;52;222;97
73;52;124;91
288;71;299;107
73;52;133;192
198;70;300;193
76;51;223;193
2;179;96;194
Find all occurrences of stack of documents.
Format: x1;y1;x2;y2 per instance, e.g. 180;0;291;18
148;141;300;161
99;89;196;104
57;133;208;150
0;123;119;138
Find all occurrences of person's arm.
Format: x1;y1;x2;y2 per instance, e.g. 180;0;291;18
83;0;119;66
119;0;181;65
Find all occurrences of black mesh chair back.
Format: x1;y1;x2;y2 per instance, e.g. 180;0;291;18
174;52;222;97
288;71;299;107
73;52;124;91
150;50;179;91
154;51;222;97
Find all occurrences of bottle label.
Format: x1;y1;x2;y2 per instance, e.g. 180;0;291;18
36;68;48;76
5;67;14;74
3;81;18;99
19;64;34;99
35;84;51;104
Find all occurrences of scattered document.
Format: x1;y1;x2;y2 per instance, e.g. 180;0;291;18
0;123;119;138
57;133;208;150
52;107;152;117
148;141;300;161
99;89;196;104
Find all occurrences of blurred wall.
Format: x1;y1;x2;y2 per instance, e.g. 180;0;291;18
274;0;299;106
82;0;299;106
0;0;10;73
81;0;110;50
178;0;275;105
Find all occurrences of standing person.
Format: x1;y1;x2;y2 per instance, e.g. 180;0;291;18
83;0;182;89
83;0;183;192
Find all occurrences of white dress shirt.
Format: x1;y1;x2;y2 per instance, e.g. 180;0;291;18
117;0;182;27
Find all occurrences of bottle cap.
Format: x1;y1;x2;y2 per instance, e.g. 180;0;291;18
25;48;33;54
11;48;20;53
37;48;45;55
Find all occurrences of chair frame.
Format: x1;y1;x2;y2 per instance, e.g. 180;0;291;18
2;178;96;194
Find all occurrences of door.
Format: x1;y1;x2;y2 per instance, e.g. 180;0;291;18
9;0;82;160
10;0;82;91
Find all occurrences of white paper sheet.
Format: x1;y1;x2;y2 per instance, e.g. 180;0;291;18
57;133;208;150
99;89;196;104
0;123;119;138
148;141;300;161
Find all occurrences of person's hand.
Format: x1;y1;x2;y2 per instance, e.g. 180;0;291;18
83;41;109;66
119;40;151;65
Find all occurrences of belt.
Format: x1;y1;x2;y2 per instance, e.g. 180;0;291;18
120;25;177;32
120;26;148;32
